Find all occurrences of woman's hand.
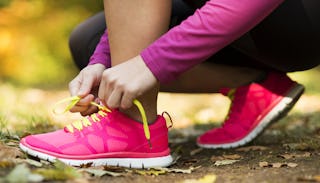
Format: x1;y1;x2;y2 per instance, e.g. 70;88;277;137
98;55;158;109
68;63;106;116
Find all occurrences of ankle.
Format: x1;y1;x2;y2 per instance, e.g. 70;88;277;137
120;107;157;124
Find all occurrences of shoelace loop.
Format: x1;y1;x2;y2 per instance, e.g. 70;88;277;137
162;111;173;128
53;96;151;148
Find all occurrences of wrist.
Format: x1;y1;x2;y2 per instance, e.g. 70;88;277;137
87;63;106;70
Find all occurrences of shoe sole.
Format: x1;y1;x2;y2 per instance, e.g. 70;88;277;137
197;83;305;149
19;143;173;168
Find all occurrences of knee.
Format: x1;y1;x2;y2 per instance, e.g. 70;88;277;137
68;12;106;70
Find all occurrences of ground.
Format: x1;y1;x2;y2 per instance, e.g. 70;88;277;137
1;71;320;182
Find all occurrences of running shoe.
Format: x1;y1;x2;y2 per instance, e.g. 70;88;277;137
197;72;304;149
20;98;172;168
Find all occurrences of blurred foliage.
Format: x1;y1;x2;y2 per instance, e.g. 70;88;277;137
0;0;319;92
0;0;103;88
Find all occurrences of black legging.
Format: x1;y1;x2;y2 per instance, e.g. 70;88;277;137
69;0;320;72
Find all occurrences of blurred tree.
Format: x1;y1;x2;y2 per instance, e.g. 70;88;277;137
0;0;103;89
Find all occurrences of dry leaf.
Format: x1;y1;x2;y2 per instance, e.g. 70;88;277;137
79;162;93;168
180;174;216;183
80;168;124;177
210;156;225;162
297;175;320;182
0;160;15;168
259;161;269;167
103;165;126;172
0;142;24;160
153;166;200;174
134;169;167;176
222;154;241;160
211;154;241;163
259;162;298;168
34;161;81;181
278;152;311;160
134;166;199;176
236;146;268;152
283;143;310;150
14;158;43;167
183;158;199;166
272;163;283;168
287;163;298;168
214;160;239;166
5;164;44;183
190;148;203;156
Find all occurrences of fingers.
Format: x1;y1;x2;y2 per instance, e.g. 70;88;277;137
69;75;81;97
98;71;136;109
69;64;106;98
69;74;95;98
69;94;94;113
107;87;124;109
78;74;95;97
80;105;99;116
121;90;135;109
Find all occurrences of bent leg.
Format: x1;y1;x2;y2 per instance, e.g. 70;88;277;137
69;12;106;70
103;0;171;121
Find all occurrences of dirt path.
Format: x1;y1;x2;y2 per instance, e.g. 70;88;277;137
1;88;320;183
98;115;320;183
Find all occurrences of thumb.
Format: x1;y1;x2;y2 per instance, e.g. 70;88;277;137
69;76;81;97
77;75;95;97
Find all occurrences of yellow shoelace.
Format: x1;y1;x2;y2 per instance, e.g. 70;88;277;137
53;96;151;148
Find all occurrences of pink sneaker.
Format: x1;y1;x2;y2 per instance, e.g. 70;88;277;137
197;72;304;149
20;109;172;168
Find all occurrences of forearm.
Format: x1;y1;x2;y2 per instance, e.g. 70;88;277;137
141;0;284;83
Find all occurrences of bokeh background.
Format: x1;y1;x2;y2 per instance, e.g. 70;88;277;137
0;0;103;88
0;0;319;135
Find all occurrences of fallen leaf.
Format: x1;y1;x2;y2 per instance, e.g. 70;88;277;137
259;161;269;167
0;142;24;160
80;168;124;177
5;164;44;183
103;165;126;172
134;166;199;176
182;158;199;166
34;161;81;181
210;156;225;162
283;143;310;150
214;160;239;166
222;154;241;160
210;154;241;162
14;158;43;167
278;152;311;160
153;166;200;174
287;163;298;168
272;163;283;168
180;174;216;183
190;148;203;156
297;175;320;182
170;155;181;166
6;142;18;147
79;162;93;168
134;169;167;176
259;162;298;168
0;160;15;168
236;146;268;152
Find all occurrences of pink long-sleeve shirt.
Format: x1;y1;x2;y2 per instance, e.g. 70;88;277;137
89;0;284;83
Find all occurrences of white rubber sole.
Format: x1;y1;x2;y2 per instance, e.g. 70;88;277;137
197;84;305;149
19;143;173;169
